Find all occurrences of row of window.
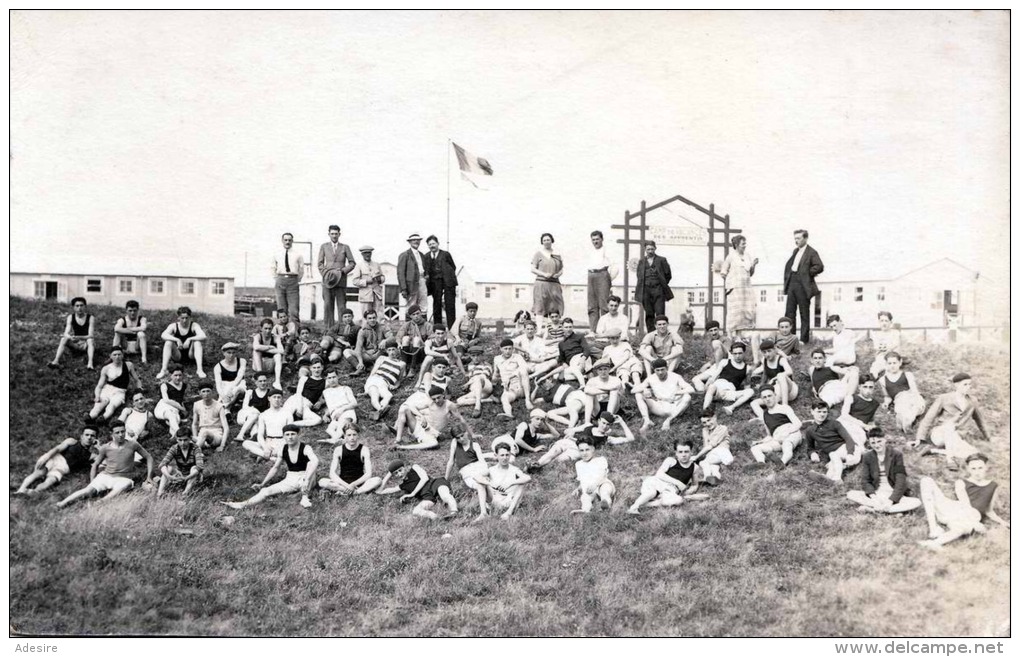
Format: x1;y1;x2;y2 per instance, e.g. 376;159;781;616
34;278;227;298
480;284;896;306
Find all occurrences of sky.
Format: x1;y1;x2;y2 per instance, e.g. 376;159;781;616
10;10;1010;291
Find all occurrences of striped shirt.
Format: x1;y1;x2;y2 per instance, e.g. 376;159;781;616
373;357;405;388
542;322;566;342
468;362;493;382
159;443;205;472
418;372;449;393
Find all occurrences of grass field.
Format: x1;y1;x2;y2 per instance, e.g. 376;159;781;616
8;297;1010;637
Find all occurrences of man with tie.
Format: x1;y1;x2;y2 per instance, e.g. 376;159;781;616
422;235;459;326
634;241;674;332
397;232;429;320
587;230;618;330
271;232;305;323
783;229;824;344
317;224;356;330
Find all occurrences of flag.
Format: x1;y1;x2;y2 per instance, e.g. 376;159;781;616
452;142;493;189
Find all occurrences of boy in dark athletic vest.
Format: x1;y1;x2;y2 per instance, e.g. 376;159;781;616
49;297;95;370
804;401;860;483
377;459;459;520
317;423;382;495
838;373;881;449
917;453;1009;551
17;424;98;495
627;440;706;514
222;425;318;510
701;341;755;415
112;300;148;364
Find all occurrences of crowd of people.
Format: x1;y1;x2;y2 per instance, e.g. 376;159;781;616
18;228;1007;549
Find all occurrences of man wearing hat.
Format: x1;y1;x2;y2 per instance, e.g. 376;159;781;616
913;373;990;464
351;245;385;317
317;225;357;329
397;233;429;319
423;234;459;326
213;342;247;410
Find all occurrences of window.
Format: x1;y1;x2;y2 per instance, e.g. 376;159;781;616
514;287;527;301
572;287;585;301
117;278;135;295
180;279;197;296
712;289;720;304
833;287;842;302
484;286;497;299
931;291;942;310
697;291;706;304
34;281;46;298
86;278;102;293
854;286;863;303
877;286;886;302
777;291;785;303
150;278;165;295
760;289;768;303
687;291;695;305
211;280;227;296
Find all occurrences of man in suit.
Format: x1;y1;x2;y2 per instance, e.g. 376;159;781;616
846;428;921;514
423;235;458;326
317;224;356;330
783;229;824;344
397;232;428;320
634;241;673;332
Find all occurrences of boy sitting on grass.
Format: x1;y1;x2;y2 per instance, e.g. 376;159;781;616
748;385;802;466
627;440;706;514
222;424;318;510
845;428;920;514
490;408;560;457
474;443;532;520
17;424;97;495
377;459;459;520
694;409;732;487
156;428;205;497
809;348;861;408
493;338;534;419
394;387;470;450
526;412;634;473
700;341;755;415
804;400;860;484
456;359;495;419
632;357;694;433
49;297;96;370
56;420;154;508
364;340;406;421
917;453;1008;551
416;324;466;387
192;380;229;453
317;423;382;496
570;438;615;514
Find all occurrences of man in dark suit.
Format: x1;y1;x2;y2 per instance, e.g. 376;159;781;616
316;224;356;329
846;428;921;513
396;233;428;320
422;235;459;326
634;241;673;332
783;229;824;344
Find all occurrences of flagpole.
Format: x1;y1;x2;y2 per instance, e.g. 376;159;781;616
446;138;451;250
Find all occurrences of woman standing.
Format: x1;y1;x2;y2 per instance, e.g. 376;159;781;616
531;233;564;327
718;235;758;338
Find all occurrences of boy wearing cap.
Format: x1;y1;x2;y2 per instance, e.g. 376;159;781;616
632;358;694;432
638;315;683;376
917;453;1008;551
694;409;732;486
320;309;361;372
490;408;560;456
701;342;755;415
627;440;704;514
493;338;534;419
570;438;615;514
845;428;921;514
213;342;248;410
242;387;294;460
751;338;798;405
192;380;229;452
351;245;386;316
397;305;434;377
237;372;272;442
804;400;860;483
417;323;466;387
397;233;428;318
583;359;624;417
157;428;205;497
377;459;459;520
449;302;483;363
251;317;285;389
223;424;318;510
600;327;643;389
913;373;990;464
749;386;802;466
112;300;148;364
526;412;634;472
17;424;98;495
394;387;469;450
365;340;406;420
57;421;154;508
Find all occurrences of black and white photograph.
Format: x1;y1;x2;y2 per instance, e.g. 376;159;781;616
8;9;1011;646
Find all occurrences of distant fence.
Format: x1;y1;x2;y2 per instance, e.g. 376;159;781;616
739;326;1009;345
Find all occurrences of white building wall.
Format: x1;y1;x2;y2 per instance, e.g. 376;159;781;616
10;273;234;315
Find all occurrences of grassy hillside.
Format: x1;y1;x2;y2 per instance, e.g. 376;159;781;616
8;296;1010;637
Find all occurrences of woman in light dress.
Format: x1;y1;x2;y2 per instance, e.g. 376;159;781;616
718;235;758;339
531;233;564;328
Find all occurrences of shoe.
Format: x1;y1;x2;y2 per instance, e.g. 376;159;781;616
300;496;312;509
472;408;482;418
378;405;391;420
704;476;720;487
47;362;59;370
385;423;397;436
525;463;542;474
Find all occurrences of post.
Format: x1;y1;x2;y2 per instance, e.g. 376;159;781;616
622;210;631;328
446;139;451;250
707;204;715;324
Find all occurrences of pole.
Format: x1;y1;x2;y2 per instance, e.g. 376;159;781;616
244;251;248;291
446;138;451;250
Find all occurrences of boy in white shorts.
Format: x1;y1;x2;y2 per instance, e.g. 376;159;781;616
570;439;615;514
242;388;293;460
534;378;593;428
490;408;561;457
154;366;188;436
632;357;694;433
691;320;730;391
444;426;491;519
416;324;466;386
377;460;459;520
513;320;559;380
748;386;802;466
916;453;1008;551
457;359;495;419
395;387;469;450
701;342;755;415
600;328;643;389
112;300;148;363
89;346;140;422
319;369;359;441
824;314;859;367
694;409;733;486
213;342;248;410
364;340;406;421
870;311;902;377
57;421;154;508
17;424;98;495
878;352;926;434
627;440;705;514
493;339;533;419
526;412;634;472
223;425;318;510
317;423;382;496
638;315;684;376
475;443;532;520
752;338;799;405
913;373;990;466
192;380;229;453
583;359;624;418
156;428;205;497
809;348;861;408
236;373;272;442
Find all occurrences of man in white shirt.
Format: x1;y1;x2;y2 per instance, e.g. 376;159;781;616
587;230;618;330
589;294;630;358
571;439;615;514
632;358;694;432
271;232;305;322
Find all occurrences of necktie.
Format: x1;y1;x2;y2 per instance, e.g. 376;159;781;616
285;250;291;273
